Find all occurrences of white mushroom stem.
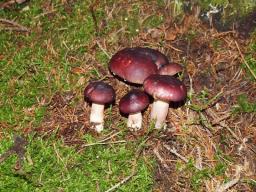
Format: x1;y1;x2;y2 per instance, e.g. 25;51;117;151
150;100;169;129
127;112;142;131
90;103;105;133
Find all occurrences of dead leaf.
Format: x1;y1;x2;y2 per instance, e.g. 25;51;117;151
71;67;85;74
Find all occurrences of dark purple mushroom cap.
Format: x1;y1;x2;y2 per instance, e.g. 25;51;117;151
135;47;169;69
84;81;115;104
119;89;149;114
158;63;183;76
109;48;158;84
143;74;187;102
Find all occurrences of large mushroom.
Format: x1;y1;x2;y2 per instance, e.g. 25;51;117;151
119;89;149;130
143;74;187;129
134;47;169;69
109;48;158;85
84;81;115;132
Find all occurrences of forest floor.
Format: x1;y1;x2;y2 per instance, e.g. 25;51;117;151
0;0;255;191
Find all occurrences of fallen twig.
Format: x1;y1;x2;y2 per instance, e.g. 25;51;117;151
165;44;183;52
163;144;202;170
77;140;126;152
0;0;26;9
96;40;111;59
34;10;56;19
0;18;30;32
104;172;136;192
153;147;170;171
215;166;242;192
99;131;121;143
212;113;231;125
235;40;256;80
0;0;15;9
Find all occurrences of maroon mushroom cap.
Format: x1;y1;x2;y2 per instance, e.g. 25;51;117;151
84;81;115;104
135;47;169;69
119;89;149;114
158;63;183;76
143;74;187;102
109;48;158;84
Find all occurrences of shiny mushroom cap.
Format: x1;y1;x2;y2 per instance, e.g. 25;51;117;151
84;81;115;104
158;63;183;76
143;74;187;102
135;47;169;69
109;48;158;84
119;89;149;114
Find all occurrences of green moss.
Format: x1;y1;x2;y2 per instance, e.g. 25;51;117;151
0;135;154;191
233;94;256;113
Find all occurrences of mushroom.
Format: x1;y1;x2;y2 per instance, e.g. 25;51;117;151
134;47;169;69
158;62;183;76
143;74;187;129
109;48;158;85
84;81;115;132
119;89;149;130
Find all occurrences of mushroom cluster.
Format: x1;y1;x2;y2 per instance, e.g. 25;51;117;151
84;47;187;132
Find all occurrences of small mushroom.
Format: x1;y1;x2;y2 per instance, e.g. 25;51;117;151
84;81;115;132
158;62;183;76
119;89;149;130
109;48;158;84
143;74;187;129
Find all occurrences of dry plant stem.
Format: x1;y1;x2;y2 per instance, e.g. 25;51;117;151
235;40;256;80
127;112;142;131
151;100;169;129
104;172;136;192
163;144;202;170
80;140;126;148
153;147;170;171
0;18;30;32
215;166;241;192
90;103;105;132
0;0;15;8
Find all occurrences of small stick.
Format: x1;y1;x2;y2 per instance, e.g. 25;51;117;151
0;0;26;9
77;140;126;153
81;140;126;147
212;31;235;37
196;146;203;170
166;44;183;52
0;18;30;32
104;172;136;192
215;166;241;192
34;10;56;19
153;147;170;171
99;131;121;143
212;113;231;125
163;144;202;170
0;1;15;9
163;144;189;163
235;40;256;80
96;40;111;59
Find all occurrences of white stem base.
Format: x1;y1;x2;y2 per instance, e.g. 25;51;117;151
90;103;105;133
127;112;142;131
150;100;169;129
